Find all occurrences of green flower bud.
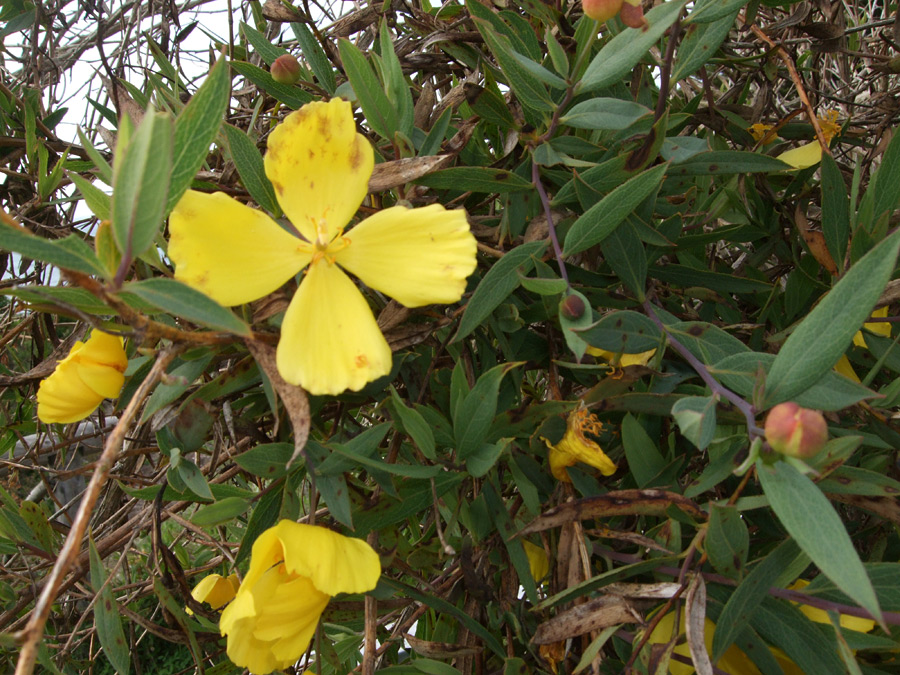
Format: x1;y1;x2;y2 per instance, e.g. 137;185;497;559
271;54;301;85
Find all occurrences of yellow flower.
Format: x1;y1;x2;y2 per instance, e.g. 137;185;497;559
541;407;617;482
522;540;550;583
36;330;127;424
776;110;841;170
645;610;761;675
852;306;891;349
219;520;381;675
189;573;240;613
169;99;477;396
586;346;656;367
748;123;775;143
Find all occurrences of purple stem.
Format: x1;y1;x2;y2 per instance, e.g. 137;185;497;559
532;161;569;286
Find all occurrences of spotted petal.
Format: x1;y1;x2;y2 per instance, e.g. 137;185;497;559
277;260;393;395
169;190;312;307
335;204;477;307
264;99;374;244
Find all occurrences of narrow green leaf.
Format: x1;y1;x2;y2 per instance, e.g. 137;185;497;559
234;443;293;479
670;150;791;174
706;503;749;578
89;538;130;675
671;395;717;450
868;125;900;225
686;0;750;23
454;362;522;460
338;39;397;140
671;10;739;82
231;60;313;109
291;22;336;94
191;497;250;527
821;153;850;268
757;459;883;624
651;264;772;294
561;98;651;130
167;56;231;214
68;172;111;220
621;414;667;488
240;21;288;65
667;321;750;363
509;50;568;89
417;166;534;193
0;224;105;276
576;310;662;353
76;127;113;184
464;83;518;129
563;163;666;256
389;387;436;460
601;218;647;300
454;240;548;341
765;230;900;405
579;0;689;93
111;111;173;259
223;123;280;215
121;278;251;336
379;22;415;139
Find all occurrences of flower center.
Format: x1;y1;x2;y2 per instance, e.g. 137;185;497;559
307;214;352;266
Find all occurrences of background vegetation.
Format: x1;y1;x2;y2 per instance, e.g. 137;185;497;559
1;0;899;672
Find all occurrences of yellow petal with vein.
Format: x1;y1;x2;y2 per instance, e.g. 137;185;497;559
169;190;311;307
335;204;477;307
264;99;373;243
777;142;822;170
277;260;392;395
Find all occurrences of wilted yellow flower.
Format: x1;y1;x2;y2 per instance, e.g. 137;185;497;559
522;540;550;583
36;330;127;424
219;520;381;675
748;123;775;143
541;407;616;482
169;98;477;396
587;346;656;367
189;573;240;613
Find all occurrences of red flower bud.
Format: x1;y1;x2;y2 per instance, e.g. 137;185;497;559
271;54;301;85
764;402;828;459
619;0;648;29
560;294;586;320
583;0;624;24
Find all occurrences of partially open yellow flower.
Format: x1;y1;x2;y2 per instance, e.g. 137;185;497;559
586;346;656;367
189;573;240;613
169;98;477;396
36;330;127;424
522;540;550;583
541;407;617;482
219;520;381;675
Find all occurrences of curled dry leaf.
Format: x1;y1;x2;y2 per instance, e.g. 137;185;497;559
533;595;642;644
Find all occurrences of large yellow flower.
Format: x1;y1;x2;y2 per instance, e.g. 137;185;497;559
36;330;127;424
541;407;617;482
219;520;381;675
168;99;477;396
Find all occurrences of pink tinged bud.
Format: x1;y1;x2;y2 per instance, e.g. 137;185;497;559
619;0;648;29
764;402;829;459
271;54;301;84
583;0;624;24
560;294;586;320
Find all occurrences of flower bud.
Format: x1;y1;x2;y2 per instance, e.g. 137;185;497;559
271;54;301;85
560;294;586;320
583;0;624;24
764;402;828;459
619;0;648;29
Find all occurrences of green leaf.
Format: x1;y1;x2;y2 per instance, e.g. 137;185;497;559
706;503;749;578
467;439;511;478
389;387;436;460
765;230;900;406
621;414;667;488
378;22;415;139
671;10;739;82
291;22;335;94
121;278;251;336
68;172;111;221
686;0;749;23
756;459;883;624
76;127;113;184
601;218;647;300
563;163;666;256
89;537;130;675
561;98;652;130
671;395;717;450
821;149;850;268
455;240;548;341
753;597;849;673
240;21;288;65
464;83;518;129
338;39;397;140
651;264;772;294
454;362;522;460
167;55;231;215
223;123;280;215
230;61;313;109
576;310;662;353
234;443;294;479
0;224;106;276
111;110;173;259
416;167;534;193
559;288;594;361
670;150;791;174
667;321;750;363
867;125;900;226
579;0;689;93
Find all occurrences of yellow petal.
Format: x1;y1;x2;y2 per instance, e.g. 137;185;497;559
788;579;876;633
557;432;617;476
587;346;656;367
277;260;393;395
264;99;374;244
37;361;103;423
76;331;127;371
169;190;312;307
334;204;477;307
856;306;892;348
546;443;578;482
834;354;860;383
191;573;239;609
522;541;550;582
221;591;283;675
75;362;125;399
777;142;822;170
273;520;382;596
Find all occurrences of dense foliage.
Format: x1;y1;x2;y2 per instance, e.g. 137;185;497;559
1;0;899;673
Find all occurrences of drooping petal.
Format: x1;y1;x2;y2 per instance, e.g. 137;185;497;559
190;573;239;610
273;520;382;596
75;362;125;399
75;331;127;371
277;260;393;395
777;142;822;170
522;541;550;583
169;190;312;307
221;591;282;675
264;99;374;244
834;354;861;383
335;204;477;307
37;360;102;424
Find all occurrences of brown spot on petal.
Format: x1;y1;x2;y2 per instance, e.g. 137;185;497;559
355;354;369;368
349;140;363;170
